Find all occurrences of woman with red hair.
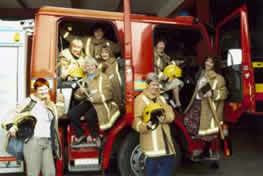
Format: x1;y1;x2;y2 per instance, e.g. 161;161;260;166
2;78;62;176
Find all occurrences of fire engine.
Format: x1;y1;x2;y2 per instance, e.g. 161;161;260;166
0;0;257;175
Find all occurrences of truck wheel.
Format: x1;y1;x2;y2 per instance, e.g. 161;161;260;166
118;132;182;176
118;132;146;176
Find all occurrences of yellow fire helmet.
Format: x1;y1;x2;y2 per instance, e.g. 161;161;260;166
163;64;182;79
69;67;84;78
143;103;164;123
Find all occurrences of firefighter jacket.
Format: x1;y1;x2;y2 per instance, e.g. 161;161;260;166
74;71;120;130
154;49;171;80
58;48;86;80
1;94;63;160
83;36;120;60
184;70;228;136
132;88;176;157
62;31;120;60
99;57;123;109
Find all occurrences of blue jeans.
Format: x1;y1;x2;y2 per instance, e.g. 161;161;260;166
145;155;176;176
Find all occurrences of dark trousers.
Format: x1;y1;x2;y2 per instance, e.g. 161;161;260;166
145;156;176;176
68;101;99;138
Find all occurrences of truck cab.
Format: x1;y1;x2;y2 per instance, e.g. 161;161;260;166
2;2;254;176
29;6;219;176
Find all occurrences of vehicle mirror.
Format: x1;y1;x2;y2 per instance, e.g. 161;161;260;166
227;49;242;66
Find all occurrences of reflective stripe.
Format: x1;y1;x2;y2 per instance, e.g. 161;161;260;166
111;101;118;107
85;37;92;57
255;84;263;93
109;73;114;80
215;90;221;100
115;62;122;85
157;57;161;68
136;121;142;132
160;96;166;104
198;127;219;135
63;31;69;39
142;95;151;105
158;72;164;79
211;117;215;129
212;80;218;90
144;150;167;157
152;129;159;151
211;100;217;111
252;62;263;68
100;110;120;130
98;75;110;118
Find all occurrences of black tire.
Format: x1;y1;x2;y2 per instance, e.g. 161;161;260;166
117;131;183;176
117;131;145;176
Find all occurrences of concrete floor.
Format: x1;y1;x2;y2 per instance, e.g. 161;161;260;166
3;115;263;176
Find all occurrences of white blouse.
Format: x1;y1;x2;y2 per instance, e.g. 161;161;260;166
18;95;54;138
196;76;208;100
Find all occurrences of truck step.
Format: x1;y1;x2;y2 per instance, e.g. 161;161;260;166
71;142;97;148
70;147;100;159
68;159;101;172
0;161;24;173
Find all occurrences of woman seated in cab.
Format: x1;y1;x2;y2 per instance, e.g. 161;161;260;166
184;55;228;158
68;57;120;146
98;44;123;110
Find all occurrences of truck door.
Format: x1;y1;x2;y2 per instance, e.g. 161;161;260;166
215;5;256;122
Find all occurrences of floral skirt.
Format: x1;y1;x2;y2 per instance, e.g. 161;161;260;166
184;100;201;136
184;100;217;142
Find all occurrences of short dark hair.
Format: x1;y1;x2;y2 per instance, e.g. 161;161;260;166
33;78;49;90
145;72;159;84
92;23;104;33
155;40;166;46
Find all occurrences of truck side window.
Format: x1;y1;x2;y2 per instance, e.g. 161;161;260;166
219;17;243;102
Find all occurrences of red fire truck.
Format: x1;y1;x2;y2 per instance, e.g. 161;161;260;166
0;0;257;176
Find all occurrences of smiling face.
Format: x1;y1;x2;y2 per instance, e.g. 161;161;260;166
101;48;110;60
70;40;83;57
205;57;214;71
36;85;49;100
86;63;97;74
148;81;160;96
94;28;104;40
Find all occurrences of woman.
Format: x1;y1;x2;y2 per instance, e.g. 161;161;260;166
184;56;228;155
132;72;176;176
7;78;62;176
68;57;120;145
99;44;123;110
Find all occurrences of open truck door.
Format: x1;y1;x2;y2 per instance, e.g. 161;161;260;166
215;5;256;123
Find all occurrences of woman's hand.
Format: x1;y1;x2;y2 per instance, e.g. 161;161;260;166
67;76;73;81
157;115;165;122
146;121;153;129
